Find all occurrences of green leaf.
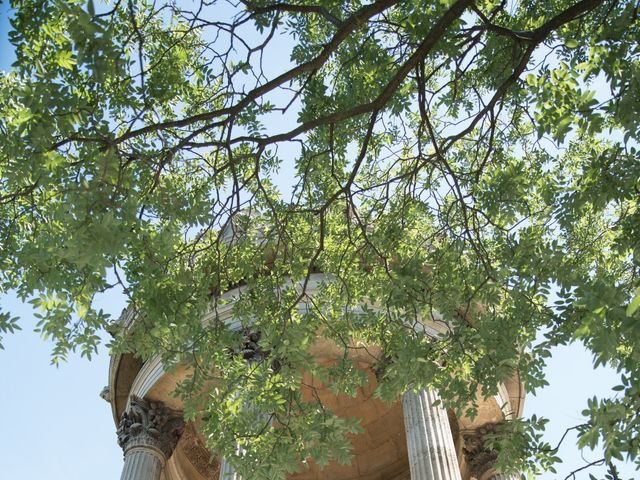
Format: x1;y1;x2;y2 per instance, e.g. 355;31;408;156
626;289;640;317
55;50;77;70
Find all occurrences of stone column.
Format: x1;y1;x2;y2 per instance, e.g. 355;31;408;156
402;388;463;480
218;410;268;480
219;458;240;480
117;396;185;480
119;447;164;480
487;474;519;480
218;329;274;480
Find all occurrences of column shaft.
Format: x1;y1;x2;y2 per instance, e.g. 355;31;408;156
120;447;165;480
219;458;240;480
489;474;519;480
402;389;462;480
218;398;272;480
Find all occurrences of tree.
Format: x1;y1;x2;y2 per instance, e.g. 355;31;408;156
0;0;638;477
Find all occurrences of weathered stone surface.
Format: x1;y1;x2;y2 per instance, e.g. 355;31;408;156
117;396;185;459
402;389;462;480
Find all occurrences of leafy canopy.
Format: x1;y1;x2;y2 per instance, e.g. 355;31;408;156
1;0;639;477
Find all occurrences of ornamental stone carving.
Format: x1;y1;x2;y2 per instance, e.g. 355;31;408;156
117;396;185;459
240;330;266;362
237;329;282;373
179;423;220;479
462;422;500;480
99;386;111;402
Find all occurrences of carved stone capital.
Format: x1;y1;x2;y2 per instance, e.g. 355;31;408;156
238;329;281;373
462;423;500;480
240;329;267;362
117;396;185;459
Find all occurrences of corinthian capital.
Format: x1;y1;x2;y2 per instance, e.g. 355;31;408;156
117;396;185;459
462;422;500;480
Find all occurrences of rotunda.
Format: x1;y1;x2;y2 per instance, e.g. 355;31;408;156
104;271;525;480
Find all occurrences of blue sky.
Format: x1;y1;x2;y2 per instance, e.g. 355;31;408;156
0;7;122;478
0;4;635;479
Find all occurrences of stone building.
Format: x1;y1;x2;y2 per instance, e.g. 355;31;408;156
104;270;525;480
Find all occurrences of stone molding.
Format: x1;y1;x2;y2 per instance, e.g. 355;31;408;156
117;396;185;459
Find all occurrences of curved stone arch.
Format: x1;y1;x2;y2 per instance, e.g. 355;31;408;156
494;382;514;420
129;355;165;404
109;352;145;423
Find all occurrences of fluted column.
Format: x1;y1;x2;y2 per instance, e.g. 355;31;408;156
488;474;519;480
218;329;273;480
402;388;463;480
219;457;241;480
117;396;185;480
120;447;165;480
